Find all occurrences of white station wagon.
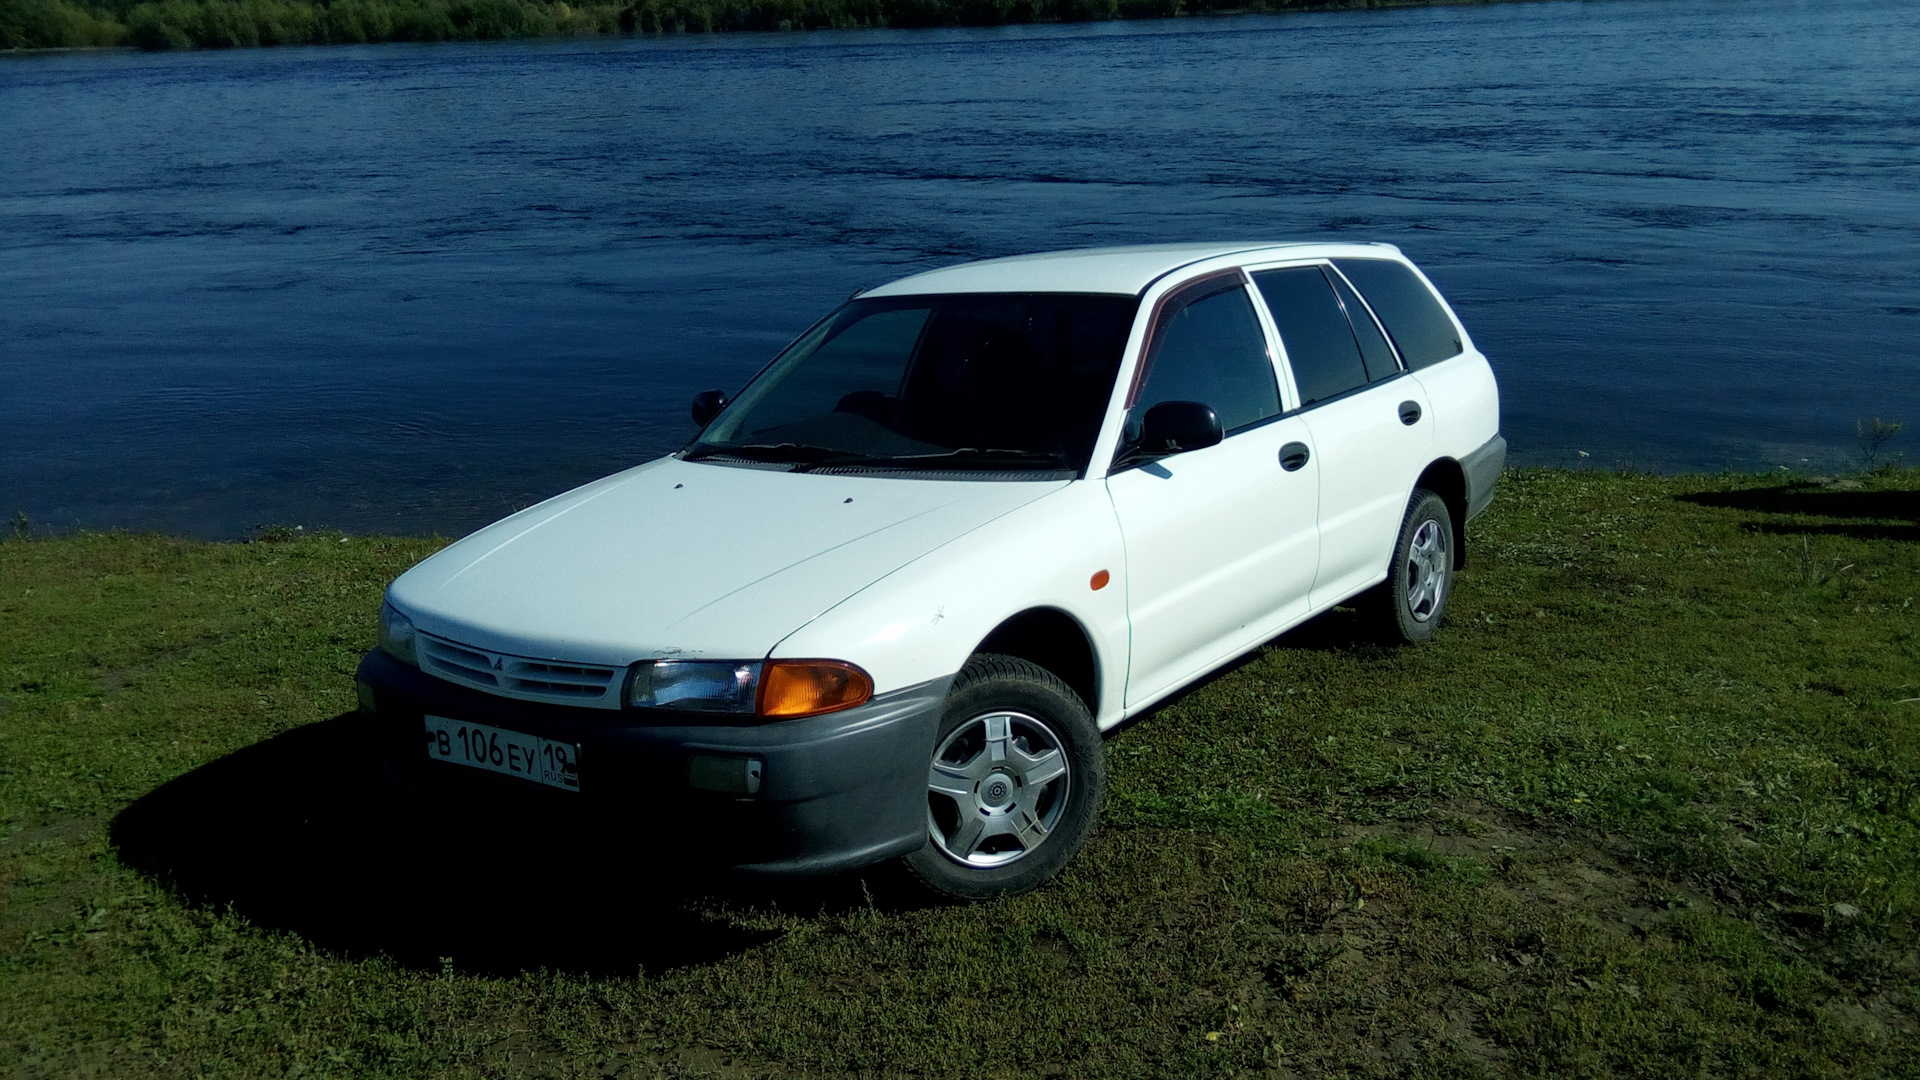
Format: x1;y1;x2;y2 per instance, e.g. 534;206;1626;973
359;242;1504;899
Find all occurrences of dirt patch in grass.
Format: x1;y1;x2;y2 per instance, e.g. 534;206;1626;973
0;816;111;951
1338;802;1703;937
0;817;98;849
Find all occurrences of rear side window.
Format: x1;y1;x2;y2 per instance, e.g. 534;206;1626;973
1253;266;1370;408
1332;259;1463;369
1131;283;1280;434
1327;270;1400;382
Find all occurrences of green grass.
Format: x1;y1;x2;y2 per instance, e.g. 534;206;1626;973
2;0;1497;51
3;468;1918;1077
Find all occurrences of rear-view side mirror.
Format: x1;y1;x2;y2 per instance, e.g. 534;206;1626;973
691;389;730;429
1139;400;1223;455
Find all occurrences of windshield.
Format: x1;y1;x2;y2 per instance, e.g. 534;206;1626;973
688;292;1139;475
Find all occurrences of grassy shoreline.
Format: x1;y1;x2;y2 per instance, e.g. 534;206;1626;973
3;467;1918;1077
3;0;1493;51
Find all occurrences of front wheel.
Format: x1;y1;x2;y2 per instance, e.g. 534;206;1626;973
1378;488;1454;644
902;654;1104;901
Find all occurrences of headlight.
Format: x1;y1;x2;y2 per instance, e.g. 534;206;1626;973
628;659;872;719
378;601;417;666
630;660;761;713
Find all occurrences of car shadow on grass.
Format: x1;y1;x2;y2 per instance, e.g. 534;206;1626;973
108;712;892;977
1677;483;1919;541
1267;603;1403;656
1109;604;1400;735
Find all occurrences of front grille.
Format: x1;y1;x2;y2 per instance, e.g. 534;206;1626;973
418;634;621;708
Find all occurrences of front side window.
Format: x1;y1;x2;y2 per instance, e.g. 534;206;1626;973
1127;281;1280;438
691;292;1137;474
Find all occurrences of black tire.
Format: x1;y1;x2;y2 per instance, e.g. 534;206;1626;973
902;654;1104;901
1378;488;1455;644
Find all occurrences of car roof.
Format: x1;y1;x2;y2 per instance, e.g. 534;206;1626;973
858;241;1407;298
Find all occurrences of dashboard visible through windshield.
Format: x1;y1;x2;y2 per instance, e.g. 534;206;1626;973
687;292;1139;476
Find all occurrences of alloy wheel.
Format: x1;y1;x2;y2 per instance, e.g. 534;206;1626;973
926;710;1070;868
1404;516;1449;622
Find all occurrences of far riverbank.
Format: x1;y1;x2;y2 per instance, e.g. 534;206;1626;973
8;0;1510;51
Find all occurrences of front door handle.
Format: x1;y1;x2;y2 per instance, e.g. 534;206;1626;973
1398;400;1423;425
1279;442;1310;472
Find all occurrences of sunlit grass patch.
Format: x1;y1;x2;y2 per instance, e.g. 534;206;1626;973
3;467;1918;1077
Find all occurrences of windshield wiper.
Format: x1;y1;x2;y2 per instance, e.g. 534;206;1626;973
688;443;1069;472
684;442;841;465
820;447;1069;470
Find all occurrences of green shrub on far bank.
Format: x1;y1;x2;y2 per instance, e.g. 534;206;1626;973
0;0;128;47
615;0;1186;32
3;0;638;47
2;0;1416;50
115;0;621;48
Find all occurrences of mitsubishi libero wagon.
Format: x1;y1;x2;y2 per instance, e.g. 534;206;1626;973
357;242;1505;900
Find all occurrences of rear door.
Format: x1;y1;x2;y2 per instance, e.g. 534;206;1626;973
1333;257;1498;464
1249;262;1434;608
1106;273;1321;709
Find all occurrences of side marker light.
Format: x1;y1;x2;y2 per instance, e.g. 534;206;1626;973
1090;570;1110;591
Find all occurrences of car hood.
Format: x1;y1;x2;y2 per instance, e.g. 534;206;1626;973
388;456;1067;666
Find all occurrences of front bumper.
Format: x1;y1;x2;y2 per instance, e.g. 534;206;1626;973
356;648;948;877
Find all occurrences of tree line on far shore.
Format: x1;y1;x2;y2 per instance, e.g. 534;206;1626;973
1;0;1424;50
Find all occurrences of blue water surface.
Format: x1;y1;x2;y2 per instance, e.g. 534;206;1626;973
2;0;1916;537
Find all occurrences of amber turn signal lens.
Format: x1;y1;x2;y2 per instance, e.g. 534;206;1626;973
758;660;874;719
1090;569;1110;591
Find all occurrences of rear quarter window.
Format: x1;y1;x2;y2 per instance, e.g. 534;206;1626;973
1332;259;1464;370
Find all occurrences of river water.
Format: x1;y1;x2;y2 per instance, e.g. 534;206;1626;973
3;0;1916;538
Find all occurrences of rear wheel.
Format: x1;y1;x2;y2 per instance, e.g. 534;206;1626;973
903;654;1104;901
1378;488;1454;644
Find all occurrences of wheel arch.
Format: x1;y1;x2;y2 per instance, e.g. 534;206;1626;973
973;607;1100;717
1415;458;1469;569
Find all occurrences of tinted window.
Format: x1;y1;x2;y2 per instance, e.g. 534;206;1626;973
1327;270;1400;382
1332;259;1463;369
1131;284;1279;435
731;308;928;437
696;292;1137;471
1253;266;1369;407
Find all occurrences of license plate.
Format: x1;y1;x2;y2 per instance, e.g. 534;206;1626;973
423;715;579;792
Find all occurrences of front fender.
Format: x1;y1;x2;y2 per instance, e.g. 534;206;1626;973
770;481;1131;730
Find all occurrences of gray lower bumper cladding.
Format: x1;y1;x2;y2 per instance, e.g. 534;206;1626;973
1462;433;1508;522
357;649;948;877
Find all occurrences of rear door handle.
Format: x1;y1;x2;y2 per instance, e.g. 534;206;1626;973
1398;400;1422;425
1279;442;1310;472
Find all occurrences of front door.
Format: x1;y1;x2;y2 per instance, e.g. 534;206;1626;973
1106;277;1321;710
